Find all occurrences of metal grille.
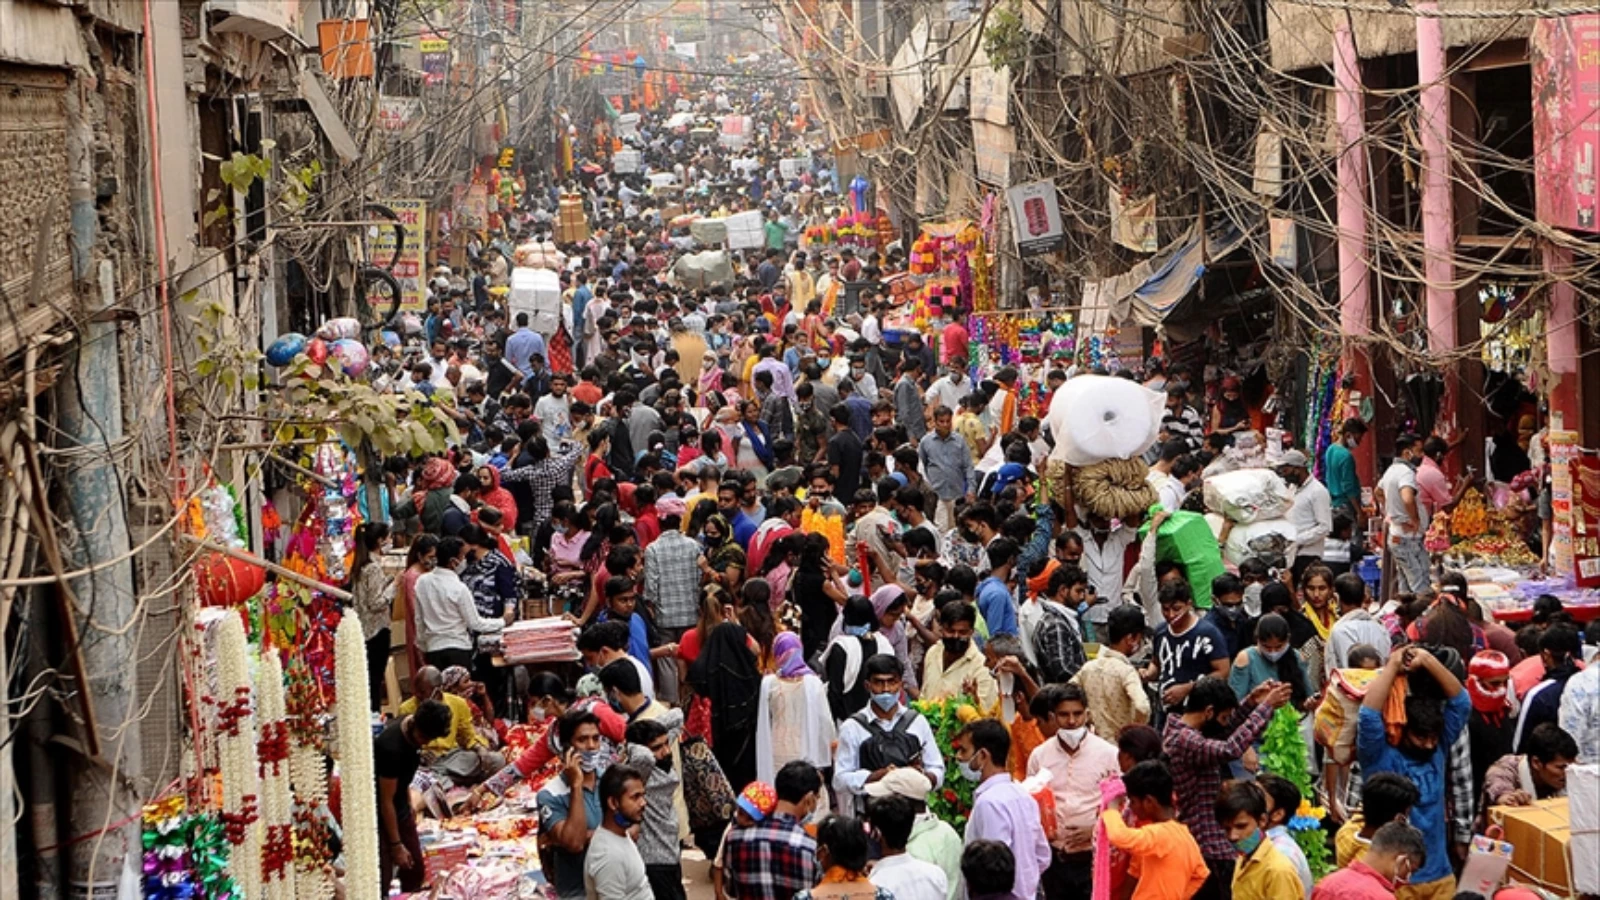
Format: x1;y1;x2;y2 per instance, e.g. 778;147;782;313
0;65;72;304
129;499;185;794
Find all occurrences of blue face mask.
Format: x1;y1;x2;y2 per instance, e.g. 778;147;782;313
871;691;899;712
1261;647;1288;663
612;812;635;829
845;623;871;638
1234;828;1264;856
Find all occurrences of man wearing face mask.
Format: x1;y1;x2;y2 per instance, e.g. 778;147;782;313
623;719;688;900
954;719;1052;900
1025;684;1121;900
413;537;510;671
921;600;1000;708
1378;432;1430;595
1358;647;1469;900
834;654;945;814
1312;820;1428;900
584;765;650;900
535;709;612;900
1277;449;1333;581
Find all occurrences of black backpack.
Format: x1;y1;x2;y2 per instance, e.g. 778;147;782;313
853;710;925;771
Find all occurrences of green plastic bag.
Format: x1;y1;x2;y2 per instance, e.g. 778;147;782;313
1138;506;1225;608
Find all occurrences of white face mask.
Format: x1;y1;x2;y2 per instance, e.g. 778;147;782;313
1058;726;1089;750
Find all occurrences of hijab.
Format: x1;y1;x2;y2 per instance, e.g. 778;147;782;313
699;355;724;397
774;631;813;678
476;466;518;529
690;623;763;771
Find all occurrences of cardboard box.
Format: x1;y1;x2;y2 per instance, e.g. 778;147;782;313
1491;797;1570;893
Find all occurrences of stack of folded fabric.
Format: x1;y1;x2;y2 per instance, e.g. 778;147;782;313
500;618;581;664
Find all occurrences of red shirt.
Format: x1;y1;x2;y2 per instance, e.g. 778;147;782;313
1311;860;1395;900
572;381;603;407
942;321;970;366
635;508;661;549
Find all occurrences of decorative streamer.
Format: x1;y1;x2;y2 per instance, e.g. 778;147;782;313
216;613;261;900
335;615;381;900
256;651;296;900
285;655;336;900
1259;706;1332;878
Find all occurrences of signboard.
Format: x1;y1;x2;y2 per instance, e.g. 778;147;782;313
376;96;422;131
972;120;1013;187
457;184;489;231
1571;453;1600;586
1550;430;1580;575
1531;15;1599;233
1006;180;1063;256
369;199;426;313
420;34;450;85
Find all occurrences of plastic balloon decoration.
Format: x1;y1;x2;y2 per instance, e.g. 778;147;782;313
264;333;307;367
316;317;361;341
193;551;267;606
329;338;370;377
849;174;870;214
305;338;329;365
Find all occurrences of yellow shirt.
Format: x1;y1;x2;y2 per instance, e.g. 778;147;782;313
397;693;484;753
921;640;999;711
953;412;988;463
1232;838;1304;900
1335;815;1370;868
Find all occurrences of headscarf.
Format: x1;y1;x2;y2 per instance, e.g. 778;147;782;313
476;466;519;529
414;457;456;511
704;513;745;573
773;631;813;678
440;666;473;693
690;623;763;789
1028;559;1060;597
740;417;774;468
1467;650;1513;726
698;355;724;398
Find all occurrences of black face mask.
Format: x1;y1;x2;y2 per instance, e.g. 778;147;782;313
655;754;674;773
1201;717;1231;739
942;637;970;656
958;528;980;544
1214;605;1244;621
1400;740;1437;763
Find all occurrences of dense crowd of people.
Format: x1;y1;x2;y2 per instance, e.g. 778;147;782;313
348;69;1599;900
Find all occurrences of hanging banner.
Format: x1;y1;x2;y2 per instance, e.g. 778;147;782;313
376;96;422;131
369;199;426;314
1269;217;1297;268
1571;450;1600;586
457;184;489;232
1006;180;1064;256
1109;188;1158;252
1531;14;1599;233
1550;430;1580;576
420;34;450;85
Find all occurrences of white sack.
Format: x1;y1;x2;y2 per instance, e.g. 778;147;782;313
1572;763;1600;894
725;210;764;251
674;250;732;289
1045;374;1164;467
1205;468;1294;524
1223;518;1298;566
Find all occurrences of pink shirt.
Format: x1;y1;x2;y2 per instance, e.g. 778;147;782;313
1416;457;1451;519
1026;731;1122;852
1311;860;1395;900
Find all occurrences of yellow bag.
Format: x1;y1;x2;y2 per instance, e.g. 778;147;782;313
1314;667;1380;763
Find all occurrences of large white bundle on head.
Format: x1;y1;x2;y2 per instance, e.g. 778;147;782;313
1223;517;1299;565
1046;374;1165;467
1204;468;1295;524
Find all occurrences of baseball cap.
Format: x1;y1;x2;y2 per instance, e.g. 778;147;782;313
1278;450;1309;469
863;767;932;802
737;782;778;821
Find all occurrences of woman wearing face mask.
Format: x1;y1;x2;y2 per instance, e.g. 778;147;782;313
351;522;396;711
755;631;837;785
399;534;440;677
828;585;915;690
820;595;896;722
1230;613;1315;721
697;512;747;599
547;501;592;616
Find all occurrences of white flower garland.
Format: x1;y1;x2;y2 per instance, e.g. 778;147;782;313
256;650;296;900
335;615;381;900
217;613;261;900
285;657;335;900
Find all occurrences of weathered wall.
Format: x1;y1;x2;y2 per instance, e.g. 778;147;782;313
1268;0;1534;71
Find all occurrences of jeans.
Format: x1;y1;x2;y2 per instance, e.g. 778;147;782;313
1390;534;1431;595
1040;849;1093;900
366;627;391;711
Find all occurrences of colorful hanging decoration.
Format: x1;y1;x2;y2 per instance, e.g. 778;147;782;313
143;797;241;900
194;553;267;608
1259;706;1331;878
257;651;297;900
286;655;337;900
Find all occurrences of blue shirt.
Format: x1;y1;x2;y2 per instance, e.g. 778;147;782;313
731;511;758;551
536;778;603;899
1357;695;1469;885
505;328;544;376
844;395;874;441
976;575;1018;638
599;609;651;671
572;286;593;336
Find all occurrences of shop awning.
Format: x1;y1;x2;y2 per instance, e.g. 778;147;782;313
1081;218;1251;327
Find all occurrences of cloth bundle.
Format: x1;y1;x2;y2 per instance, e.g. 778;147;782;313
1222;518;1298;565
1204;468;1294;524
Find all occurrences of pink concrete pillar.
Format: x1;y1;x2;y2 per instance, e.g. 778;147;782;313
1417;1;1458;431
1546;245;1581;432
1335;22;1376;485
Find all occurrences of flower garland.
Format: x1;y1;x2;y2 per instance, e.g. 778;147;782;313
1258;706;1331;878
256;650;296;900
910;695;998;837
216;613;261;900
285;655;336;900
335;615;381;900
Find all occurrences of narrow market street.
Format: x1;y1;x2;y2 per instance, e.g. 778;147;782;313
0;2;1598;900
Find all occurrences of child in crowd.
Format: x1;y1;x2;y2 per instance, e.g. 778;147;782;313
1214;780;1304;900
1334;772;1420;867
1101;760;1210;900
